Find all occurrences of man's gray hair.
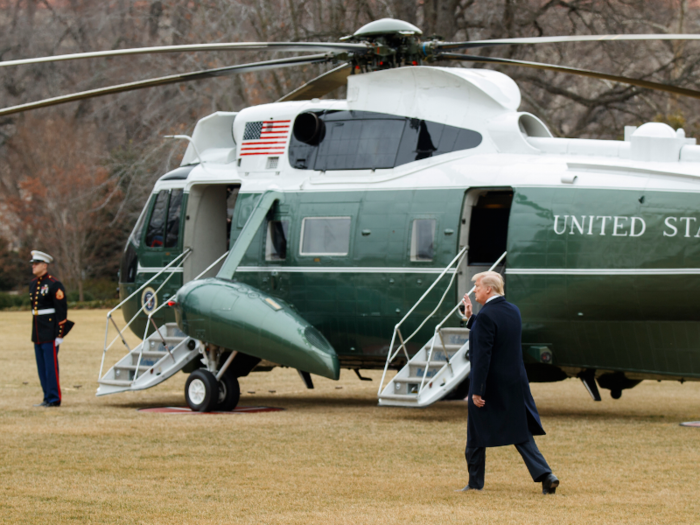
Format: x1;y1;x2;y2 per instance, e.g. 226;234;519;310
472;271;505;295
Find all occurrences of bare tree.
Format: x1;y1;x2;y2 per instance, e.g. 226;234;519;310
1;115;120;300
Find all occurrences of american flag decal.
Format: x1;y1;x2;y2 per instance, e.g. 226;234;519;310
240;119;290;156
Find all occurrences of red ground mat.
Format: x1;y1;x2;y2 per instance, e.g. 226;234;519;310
679;421;700;427
138;406;284;414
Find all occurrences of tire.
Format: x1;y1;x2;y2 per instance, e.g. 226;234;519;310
216;373;241;412
185;369;218;412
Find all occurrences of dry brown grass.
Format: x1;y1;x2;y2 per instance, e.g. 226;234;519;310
1;310;699;524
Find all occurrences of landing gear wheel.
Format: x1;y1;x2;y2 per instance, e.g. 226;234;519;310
216;373;241;412
185;369;218;412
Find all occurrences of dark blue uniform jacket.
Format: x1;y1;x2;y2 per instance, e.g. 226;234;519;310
466;296;545;448
30;274;68;344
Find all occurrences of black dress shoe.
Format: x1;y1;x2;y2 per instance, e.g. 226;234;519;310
33;401;48;407
542;473;559;494
46;401;61;407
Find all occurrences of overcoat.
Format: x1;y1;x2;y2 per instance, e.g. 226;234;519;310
466;296;545;448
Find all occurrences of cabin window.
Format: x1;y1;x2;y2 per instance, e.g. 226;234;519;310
266;220;290;261
145;190;169;248
289;110;482;171
395;119;482;165
164;189;183;248
300;217;351;256
315;118;405;170
410;219;436;262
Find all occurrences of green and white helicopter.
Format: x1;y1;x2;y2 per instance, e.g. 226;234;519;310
5;19;700;412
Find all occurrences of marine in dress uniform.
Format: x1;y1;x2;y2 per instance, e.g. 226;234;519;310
29;250;68;407
458;271;559;495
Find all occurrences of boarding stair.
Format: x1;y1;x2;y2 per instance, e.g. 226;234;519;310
97;323;199;395
97;247;230;396
97;190;286;397
378;327;470;407
378;249;506;408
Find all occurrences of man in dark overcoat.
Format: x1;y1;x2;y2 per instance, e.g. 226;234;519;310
458;271;559;494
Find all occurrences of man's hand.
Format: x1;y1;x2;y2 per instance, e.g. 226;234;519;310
472;394;485;408
462;293;473;318
55;338;63;346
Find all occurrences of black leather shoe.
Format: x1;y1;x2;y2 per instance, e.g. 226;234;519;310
542;473;559;494
33;401;48;407
46;401;61;407
455;485;483;492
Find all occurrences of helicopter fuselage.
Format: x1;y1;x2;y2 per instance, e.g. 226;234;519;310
118;66;700;397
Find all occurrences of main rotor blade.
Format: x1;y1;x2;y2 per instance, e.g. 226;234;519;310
439;33;700;51
438;53;700;100
278;63;351;102
0;42;368;68
0;54;332;117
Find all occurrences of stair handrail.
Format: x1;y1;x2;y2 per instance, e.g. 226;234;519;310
377;246;467;396
417;250;507;393
99;248;192;380
132;249;230;382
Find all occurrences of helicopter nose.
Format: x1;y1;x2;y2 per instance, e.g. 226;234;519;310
173;278;339;380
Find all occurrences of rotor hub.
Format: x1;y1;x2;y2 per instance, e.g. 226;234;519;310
341;18;437;73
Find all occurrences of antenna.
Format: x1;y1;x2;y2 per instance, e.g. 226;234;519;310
164;135;204;165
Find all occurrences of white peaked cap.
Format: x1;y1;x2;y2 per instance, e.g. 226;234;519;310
30;250;54;264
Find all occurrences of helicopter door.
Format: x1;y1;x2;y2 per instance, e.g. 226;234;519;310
182;184;239;282
458;189;513;314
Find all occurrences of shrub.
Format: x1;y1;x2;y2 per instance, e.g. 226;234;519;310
0;292;29;310
68;290;95;302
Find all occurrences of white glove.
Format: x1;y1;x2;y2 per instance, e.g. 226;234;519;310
55;338;64;346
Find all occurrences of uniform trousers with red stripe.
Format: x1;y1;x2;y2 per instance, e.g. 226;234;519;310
34;342;61;405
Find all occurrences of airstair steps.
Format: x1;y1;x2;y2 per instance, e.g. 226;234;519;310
376;393;421;401
408;360;447;367
378;327;471;408
98;379;134;387
392;376;441;383
97;323;202;396
115;364;152;371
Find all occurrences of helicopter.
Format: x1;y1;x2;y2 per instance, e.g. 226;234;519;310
4;18;700;412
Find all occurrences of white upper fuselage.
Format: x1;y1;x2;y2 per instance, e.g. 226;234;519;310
166;66;700;197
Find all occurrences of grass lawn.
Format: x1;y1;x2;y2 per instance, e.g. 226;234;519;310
1;309;699;524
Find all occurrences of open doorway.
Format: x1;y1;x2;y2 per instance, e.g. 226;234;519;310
183;184;239;282
458;189;513;312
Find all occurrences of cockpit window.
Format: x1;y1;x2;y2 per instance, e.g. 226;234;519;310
128;196;151;248
289;110;482;171
164;189;183;248
145;190;169;248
